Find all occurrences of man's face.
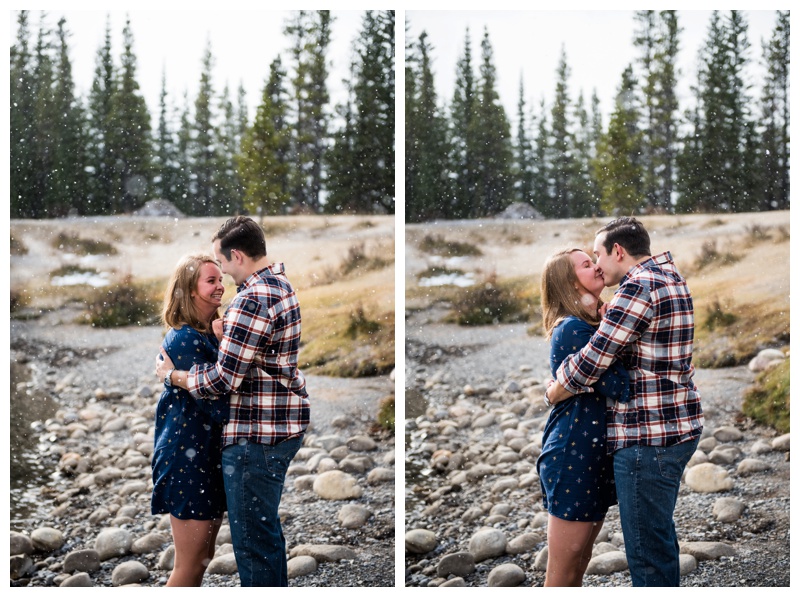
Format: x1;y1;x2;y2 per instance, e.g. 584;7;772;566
593;232;620;287
213;239;242;286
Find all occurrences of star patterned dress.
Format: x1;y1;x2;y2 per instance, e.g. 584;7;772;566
537;315;630;522
151;325;229;520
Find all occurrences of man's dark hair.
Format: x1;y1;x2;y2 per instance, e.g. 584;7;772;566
213;216;267;260
597;216;651;258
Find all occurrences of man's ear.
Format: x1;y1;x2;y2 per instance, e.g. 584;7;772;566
613;243;625;261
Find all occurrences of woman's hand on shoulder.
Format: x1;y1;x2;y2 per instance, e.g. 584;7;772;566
598;302;609;317
212;319;223;341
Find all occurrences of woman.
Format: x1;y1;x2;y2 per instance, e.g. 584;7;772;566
537;249;630;587
151;254;229;586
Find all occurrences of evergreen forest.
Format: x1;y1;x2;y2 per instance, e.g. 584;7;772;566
405;10;789;222
10;10;395;219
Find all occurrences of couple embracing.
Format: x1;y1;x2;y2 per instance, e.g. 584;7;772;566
538;217;704;587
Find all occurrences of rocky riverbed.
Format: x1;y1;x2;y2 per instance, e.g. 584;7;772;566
404;308;790;588
9;314;396;587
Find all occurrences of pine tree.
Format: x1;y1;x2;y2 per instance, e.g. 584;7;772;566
50;17;91;216
284;10;332;212
174;91;194;214
594;65;645;215
106;15;152;213
10;11;39;218
570;91;598;217
514;77;535;206
531;97;551;216
217;83;244;214
31;14;57;218
327;11;394;214
153;69;181;206
404;30;450;222
471;28;512;217
549;46;574;218
192;39;222;215
87;16;116;214
757;10;789;210
449;28;478;219
239;56;292;215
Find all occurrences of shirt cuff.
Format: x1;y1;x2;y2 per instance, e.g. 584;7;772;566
556;362;593;395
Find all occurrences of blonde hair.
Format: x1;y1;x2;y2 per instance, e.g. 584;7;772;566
162;253;221;333
541;248;602;340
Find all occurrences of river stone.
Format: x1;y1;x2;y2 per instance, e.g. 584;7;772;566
132;532;169;554
338;504;372;529
708;445;742;465
207;553;238;575
533;545;548;571
10;554;34;580
291;544;357;562
685;462;734;493
119;480;148;497
737;458;771;475
315;435;346;451
340;456;370;474
437;551;475;578
367;467;394;484
95;527;133;560
11;531;34;556
586;551;629;575
406;529;437;554
313;470;363;500
750;439;774;455
748;349;785;372
111;560;149;586
215;525;232;545
294;474;317;491
506;532;544;554
466;464;494;482
713;497;746;522
772;433;790;452
347;434;377;451
316;457;340;473
63;549;101;573
440;577;467;587
680;553;698;575
681;541;737;561
102;417;128;432
288;555;317;579
31;526;64;552
687;450;709;467
157;545;175;570
472;413;495;428
487;563;526;587
117;505;138;519
713;426;744;442
592;542;619;557
468;528;507;562
61;572;94;587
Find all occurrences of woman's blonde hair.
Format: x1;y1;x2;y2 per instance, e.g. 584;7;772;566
162;253;221;333
541;248;602;339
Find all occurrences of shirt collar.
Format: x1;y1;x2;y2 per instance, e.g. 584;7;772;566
236;263;286;293
619;251;673;285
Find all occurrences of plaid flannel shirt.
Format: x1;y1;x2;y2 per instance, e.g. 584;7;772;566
555;251;704;452
187;263;310;448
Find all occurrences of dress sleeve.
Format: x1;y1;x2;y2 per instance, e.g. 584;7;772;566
164;326;229;423
553;317;631;403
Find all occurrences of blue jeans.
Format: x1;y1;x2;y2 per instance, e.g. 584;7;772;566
613;437;699;586
221;435;303;586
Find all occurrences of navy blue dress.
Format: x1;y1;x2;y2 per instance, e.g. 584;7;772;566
537;315;630;522
151;325;229;520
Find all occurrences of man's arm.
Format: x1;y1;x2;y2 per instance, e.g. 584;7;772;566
187;296;273;398
555;281;652;398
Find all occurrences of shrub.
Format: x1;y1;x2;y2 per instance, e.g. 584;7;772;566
448;273;536;326
703;298;738;331
377;395;395;432
742;358;789;433
11;288;30;313
10;235;28;255
418;234;482;257
52;232;117;256
83;276;160;327
340;242;391;276
50;264;99;278
346;304;382;339
693;240;741;272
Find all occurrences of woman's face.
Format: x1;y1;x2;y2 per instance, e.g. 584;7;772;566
193;261;225;314
570;250;604;299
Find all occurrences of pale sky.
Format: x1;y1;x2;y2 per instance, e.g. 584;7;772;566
9;8;367;125
406;10;781;127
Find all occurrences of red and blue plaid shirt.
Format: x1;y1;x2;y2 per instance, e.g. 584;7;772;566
187;263;310;448
556;251;704;453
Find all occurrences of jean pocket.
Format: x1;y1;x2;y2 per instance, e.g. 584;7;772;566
655;439;698;480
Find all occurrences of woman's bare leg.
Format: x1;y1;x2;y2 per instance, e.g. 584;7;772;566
544;515;604;587
167;516;223;587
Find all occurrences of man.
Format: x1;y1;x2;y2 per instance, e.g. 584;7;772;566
156;216;310;586
544;216;704;587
